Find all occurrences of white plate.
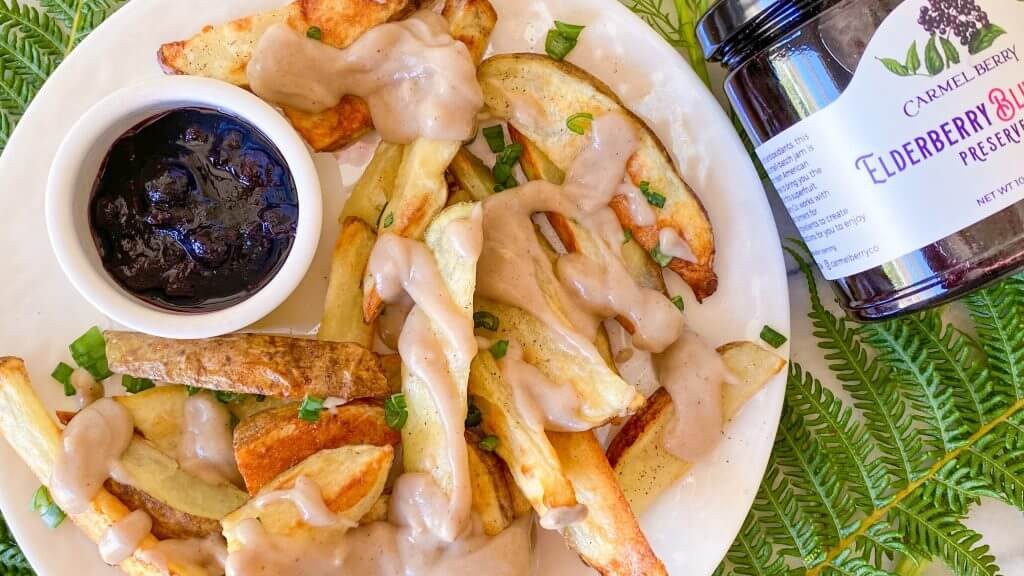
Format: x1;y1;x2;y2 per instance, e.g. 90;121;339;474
0;0;789;574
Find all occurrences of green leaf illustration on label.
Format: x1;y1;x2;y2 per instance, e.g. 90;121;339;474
879;57;910;76
925;35;945;75
940;36;961;65
905;40;921;73
969;23;1006;55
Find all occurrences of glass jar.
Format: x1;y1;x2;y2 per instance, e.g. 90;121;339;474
698;0;1024;320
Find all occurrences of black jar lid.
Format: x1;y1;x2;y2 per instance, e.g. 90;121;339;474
697;0;830;66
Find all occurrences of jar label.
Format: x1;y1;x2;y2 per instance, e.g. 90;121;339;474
755;0;1024;279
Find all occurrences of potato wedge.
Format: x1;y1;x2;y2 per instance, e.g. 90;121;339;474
104;479;220;540
397;203;481;520
320;218;378;348
510;124;666;297
448;147;497;203
340;142;405;228
468;351;578;517
359;493;390;524
475;297;644;426
466;428;519;536
105;331;388;400
442;0;497;64
227;394;290;422
363;139;462;322
381;354;402;393
114;385;188;457
0;358;198;576
222;444;393;549
158;0;414;151
549;431;667;576
233;400;399;494
480;54;717;300
607;342;786;513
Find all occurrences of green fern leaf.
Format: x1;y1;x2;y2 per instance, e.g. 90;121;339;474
920;460;996;515
0;0;67;58
0;62;32;114
752;465;827;566
0;25;58;86
38;0;126;42
964;282;1024;401
725;520;789;576
961;424;1024;509
859;317;970;452
893;497;998;576
786;244;930;485
826;551;895;576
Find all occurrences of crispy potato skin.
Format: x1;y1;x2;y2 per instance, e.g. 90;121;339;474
105;331;389;400
465;428;518;536
283;96;374;152
550;431;667;576
442;0;497;63
320;218;378;349
105;480;221;540
480;53;717;300
233;400;399;494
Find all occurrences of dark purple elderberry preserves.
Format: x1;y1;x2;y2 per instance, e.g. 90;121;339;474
698;0;1024;320
89;107;298;312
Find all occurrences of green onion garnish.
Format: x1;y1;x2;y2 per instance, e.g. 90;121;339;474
478;435;499;452
493;162;512;185
566;112;594;135
385;393;408;430
31;486;65;529
51;362;75;397
639;181;666;208
122;375;155;394
465;401;482;428
490;143;522;190
545;21;585;61
215;390;243;404
671;295;685;311
490;340;509;360
381;212;394;229
473;311;499;332
299;395;325;422
495;143;523;166
306;26;322;40
760;325;788;349
651;245;672;267
623;229;633;244
69;326;111;380
482;125;506;153
185;385;200;396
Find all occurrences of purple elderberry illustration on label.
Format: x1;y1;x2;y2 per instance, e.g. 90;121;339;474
879;0;1005;77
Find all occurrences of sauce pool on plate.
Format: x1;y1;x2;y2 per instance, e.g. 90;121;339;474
89;107;298;312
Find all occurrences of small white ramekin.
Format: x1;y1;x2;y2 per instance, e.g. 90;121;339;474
46;75;322;339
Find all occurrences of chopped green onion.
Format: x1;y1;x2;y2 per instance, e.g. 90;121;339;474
546;22;585;61
566;112;594;135
385;393;408;430
69;326;111;380
215;390;244;404
465;401;482;427
760;325;788;349
495;143;523;166
51;362;75;397
651;245;672;267
639;181;666;208
478;435;499;452
493;162;512;185
623;229;632;244
473;311;499;332
31;486;65;528
490;340;509;360
554;21;586;41
299;395;325;422
671;295;685;311
493;183;506;193
381;212;395;229
122;375;155;394
306;26;322;40
482;125;506;153
185;385;200;396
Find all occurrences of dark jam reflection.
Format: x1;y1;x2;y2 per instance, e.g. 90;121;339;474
89;107;298;312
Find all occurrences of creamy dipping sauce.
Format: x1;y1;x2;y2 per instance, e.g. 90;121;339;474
70;368;104;409
226;474;532;576
618;181;656;227
655;331;728;461
498;340;586;432
139;534;228;575
251;475;355;529
51;398;134;514
658;227;697;263
178;392;243;487
247;10;483;143
99;509;152;565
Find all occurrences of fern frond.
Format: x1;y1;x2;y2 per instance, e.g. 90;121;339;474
786;363;890;508
725;519;789;576
964;282;1024;401
0;0;67;58
0;515;29;574
856;520;909;566
825;551;895;576
859;317;970;453
751;465;827;567
786;244;929;485
774;403;859;544
38;0;125;43
961;428;1024;509
892;497;998;576
920;460;995;515
0;24;57;85
0;62;31;114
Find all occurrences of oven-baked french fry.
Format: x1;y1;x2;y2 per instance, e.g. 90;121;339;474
320;218;378;348
105;331;389;400
233;401;399;494
340;142;405;228
0;358;202;576
468;352;578;518
442;0;497;64
549;430;667;576
607;342;786;513
480;53;717;300
447;147;497;204
466;428;522;536
221;444;394;550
